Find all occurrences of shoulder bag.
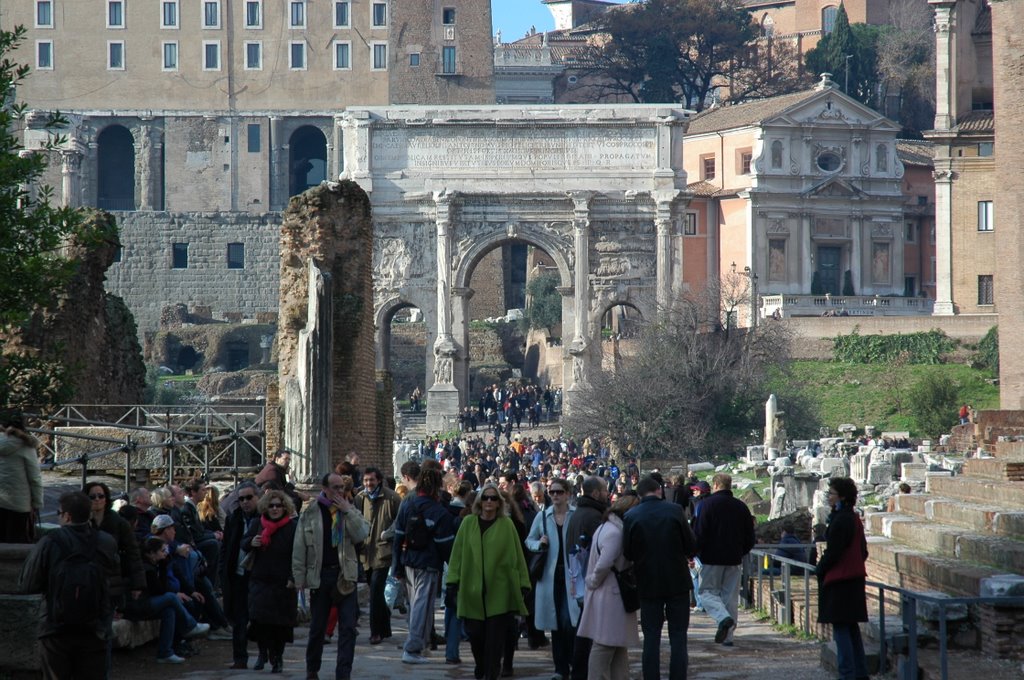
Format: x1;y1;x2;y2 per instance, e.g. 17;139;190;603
595;523;641;613
527;511;549;581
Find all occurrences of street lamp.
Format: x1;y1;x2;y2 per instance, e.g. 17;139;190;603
731;262;760;329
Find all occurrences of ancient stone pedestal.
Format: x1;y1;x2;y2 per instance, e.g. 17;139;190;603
426;383;460;434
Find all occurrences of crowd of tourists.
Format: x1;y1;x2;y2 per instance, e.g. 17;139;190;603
2;407;871;680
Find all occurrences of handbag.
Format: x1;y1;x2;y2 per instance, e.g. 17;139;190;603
527;511;549;581
595;524;641;613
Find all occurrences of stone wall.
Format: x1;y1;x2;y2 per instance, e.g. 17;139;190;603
277;182;390;474
993;0;1024;409
106;211;282;338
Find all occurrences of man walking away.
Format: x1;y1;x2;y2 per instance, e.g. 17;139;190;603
622;476;697;680
20;491;120;680
692;473;755;647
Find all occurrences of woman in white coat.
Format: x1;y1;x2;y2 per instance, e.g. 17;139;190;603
526;477;579;680
576;493;641;680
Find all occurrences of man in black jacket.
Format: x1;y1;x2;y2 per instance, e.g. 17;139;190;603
692;473;755;647
565;476;608;680
623;476;697;680
220;482;260;669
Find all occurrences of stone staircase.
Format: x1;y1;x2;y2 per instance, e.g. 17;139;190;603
864;449;1024;659
399;409;427;439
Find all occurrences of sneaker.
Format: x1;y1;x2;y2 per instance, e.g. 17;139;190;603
715;616;735;644
157;654;186;664
208;627;233;641
184;622;210;640
401;652;428;665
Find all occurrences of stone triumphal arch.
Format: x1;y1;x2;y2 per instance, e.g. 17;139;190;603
341;105;691;432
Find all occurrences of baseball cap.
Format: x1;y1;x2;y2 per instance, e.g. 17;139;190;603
151;514;175;533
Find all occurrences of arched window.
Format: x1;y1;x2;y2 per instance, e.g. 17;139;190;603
822;5;838;34
761;13;775;38
96;125;135;210
771;140;783;169
875;144;888;172
288;125;327;197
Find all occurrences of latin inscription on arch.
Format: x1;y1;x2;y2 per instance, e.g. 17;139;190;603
371;127;658;172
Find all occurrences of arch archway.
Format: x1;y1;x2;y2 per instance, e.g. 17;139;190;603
288;126;327;197
593;301;645;374
96;125;135;210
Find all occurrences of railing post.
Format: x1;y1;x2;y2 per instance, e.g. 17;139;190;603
878;586;887;674
903;595;918;680
803;569;811;635
939;605;948;680
124;434;133;493
782;562;792;626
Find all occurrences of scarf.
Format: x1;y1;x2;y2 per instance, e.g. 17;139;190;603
317;492;344;547
259;514;291;548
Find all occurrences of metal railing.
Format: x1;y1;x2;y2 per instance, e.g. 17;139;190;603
745;545;1024;680
26;404;267;491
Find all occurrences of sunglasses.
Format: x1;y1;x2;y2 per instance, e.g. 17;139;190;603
88;493;106;500
481;496;500;502
548;489;566;495
238;494;255;501
267;503;284;509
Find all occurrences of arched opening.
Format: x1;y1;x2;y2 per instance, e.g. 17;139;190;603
596;302;644;373
381;303;428;412
462;238;563;426
822;5;839;34
288;126;327;197
96;125;135;210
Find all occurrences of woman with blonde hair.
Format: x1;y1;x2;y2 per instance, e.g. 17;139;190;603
197;484;225;531
241;489;298;672
447;482;530;680
576;493;641;680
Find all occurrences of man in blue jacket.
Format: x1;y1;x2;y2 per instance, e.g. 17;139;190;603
692;473;755;647
392;466;456;665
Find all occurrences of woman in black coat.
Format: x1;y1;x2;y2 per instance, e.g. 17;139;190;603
816;477;869;680
242;489;298;673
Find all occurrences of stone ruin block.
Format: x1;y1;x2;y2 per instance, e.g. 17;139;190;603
867;462;894;485
800;454;821;472
54;426;165;470
746;445;765;462
688;461;715;474
191;305;213;320
773;456;793;468
851;452;871;483
925;471;953;482
820;457;849;477
901;463;929;483
918;440;933;453
980;574;1024;598
915;591;968;622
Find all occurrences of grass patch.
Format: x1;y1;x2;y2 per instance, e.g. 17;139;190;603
775;360;999;436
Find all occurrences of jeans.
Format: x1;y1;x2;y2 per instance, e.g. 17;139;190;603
444;600;463;661
366;567;392;639
698;564;741;643
306;566;359;679
148;593;198;658
551;583;575;677
639;596;690;680
832;622;868;680
689;557;703;609
404;566;440;655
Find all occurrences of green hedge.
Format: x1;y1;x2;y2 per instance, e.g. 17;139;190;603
832;328;957;364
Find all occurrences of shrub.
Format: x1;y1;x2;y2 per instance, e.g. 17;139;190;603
832;329;956;365
908;372;960;438
973;326;998;376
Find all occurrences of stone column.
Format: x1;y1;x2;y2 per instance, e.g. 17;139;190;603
565;192;593;415
60;150;82;208
452;286;474;406
654;191;678;316
427;189;461;433
136;121;154;210
930;1;957;131
850;215;862;295
332;115;345;179
17;151;36;204
269;116;284;210
932;169;956;314
801;213;813;292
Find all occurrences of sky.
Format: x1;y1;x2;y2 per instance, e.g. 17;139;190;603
491;0;626;43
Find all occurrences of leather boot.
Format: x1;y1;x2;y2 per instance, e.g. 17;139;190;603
253;648;268;671
270;654;284;673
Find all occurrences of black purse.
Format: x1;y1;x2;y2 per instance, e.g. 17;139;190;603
527;511;549;581
595;524;641;613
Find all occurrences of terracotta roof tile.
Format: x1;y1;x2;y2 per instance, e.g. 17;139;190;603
954;111;994;134
685;89;821;135
895;140;935;167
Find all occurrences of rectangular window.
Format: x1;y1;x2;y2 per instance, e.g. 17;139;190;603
442;7;456;24
978;142;994;157
409;52;419;67
978;275;994;306
333;41;351;69
740;151;752;175
702;155;716;181
108;0;124;28
36;40;53;69
162;41;178;70
290;0;305;28
334;1;349;27
244;41;261;69
108;41;125;69
172;243;189;269
227;243;245;269
768;239;787;282
905;221;916;243
289;41;305;69
442;46;456;74
978;200;994;231
372;42;387;70
203;0;220;28
113;246;123;263
683;213;697;236
203;41;220;70
372;1;387;26
245;0;262;27
162;0;178;28
36;0;53;27
247;124;261;152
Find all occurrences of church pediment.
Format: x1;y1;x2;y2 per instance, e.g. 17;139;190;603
803;176;867;199
767;88;900;133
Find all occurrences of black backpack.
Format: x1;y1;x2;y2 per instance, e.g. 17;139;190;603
50;530;108;629
403;506;434;552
